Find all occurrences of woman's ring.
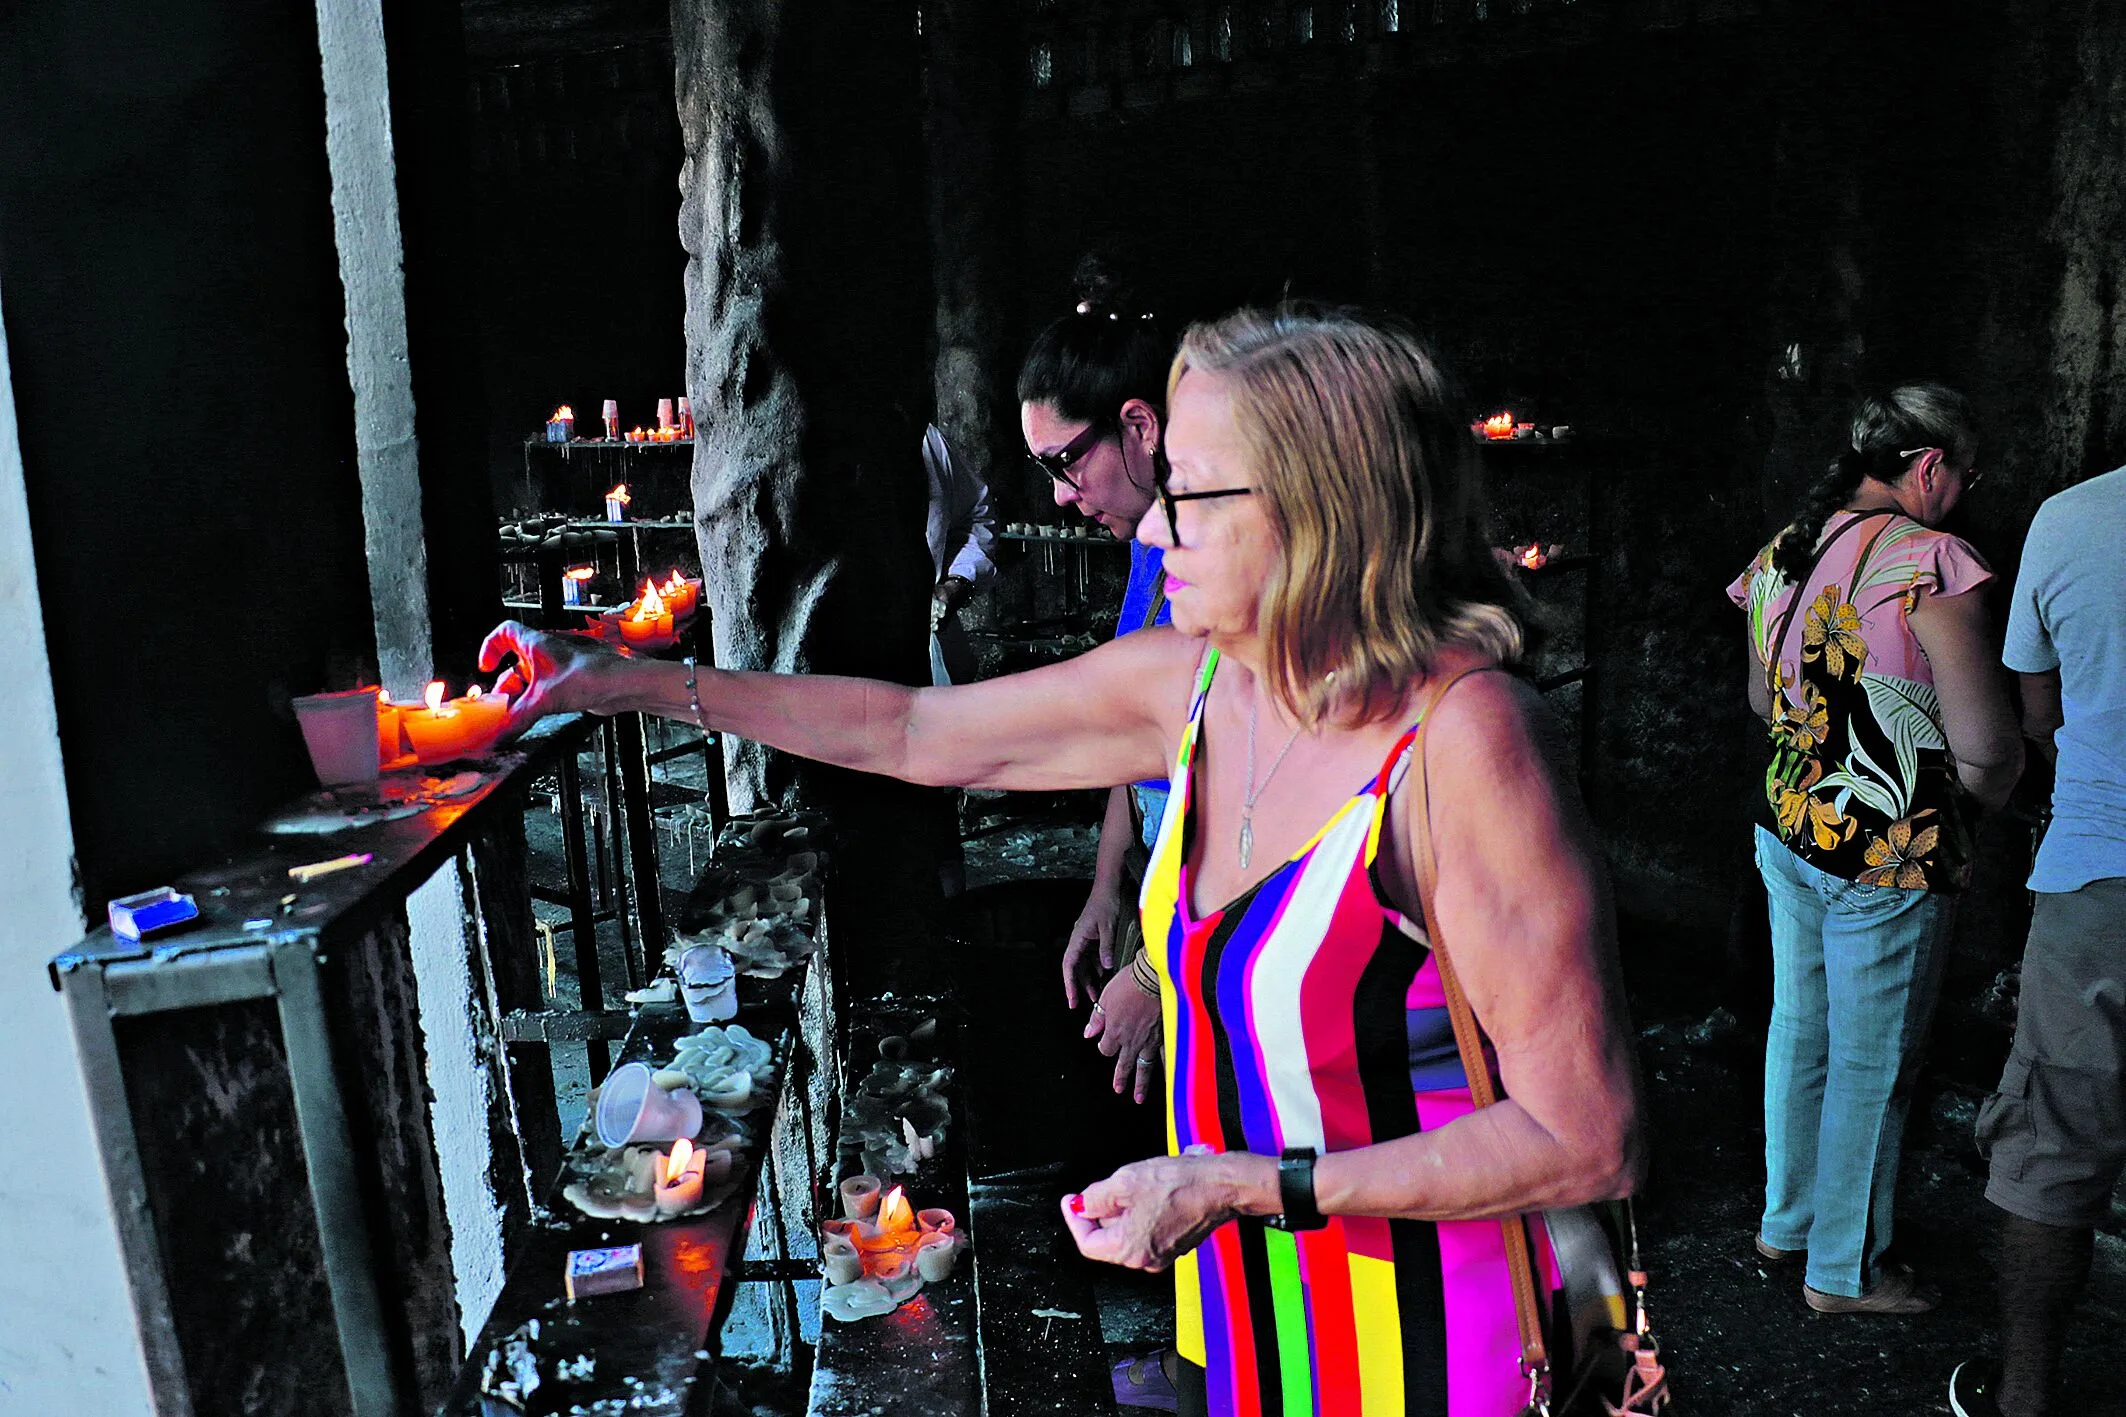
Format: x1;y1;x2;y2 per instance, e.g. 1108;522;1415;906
1137;1054;1156;1066
1091;1003;1105;1014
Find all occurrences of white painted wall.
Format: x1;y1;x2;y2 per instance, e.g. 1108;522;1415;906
405;863;506;1349
0;282;156;1411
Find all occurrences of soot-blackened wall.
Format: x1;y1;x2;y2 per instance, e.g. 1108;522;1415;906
0;0;378;912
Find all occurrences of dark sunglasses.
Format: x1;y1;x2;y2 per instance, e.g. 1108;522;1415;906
1027;422;1110;490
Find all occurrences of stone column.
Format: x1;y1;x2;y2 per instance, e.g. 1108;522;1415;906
922;0;1023;522
672;0;934;808
2032;0;2126;495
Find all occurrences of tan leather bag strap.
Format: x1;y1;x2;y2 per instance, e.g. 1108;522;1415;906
1402;665;1550;1384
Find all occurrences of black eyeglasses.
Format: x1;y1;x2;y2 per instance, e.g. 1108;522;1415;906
1154;479;1255;544
1901;445;1984;492
1027;422;1110;490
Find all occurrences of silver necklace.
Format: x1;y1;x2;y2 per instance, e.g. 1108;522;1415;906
1239;693;1306;871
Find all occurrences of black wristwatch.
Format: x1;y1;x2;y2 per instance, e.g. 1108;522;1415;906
1266;1147;1325;1231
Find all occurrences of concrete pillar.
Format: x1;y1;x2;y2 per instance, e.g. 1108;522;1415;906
671;0;933;808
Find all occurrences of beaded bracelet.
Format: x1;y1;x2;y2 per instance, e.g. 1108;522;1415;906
682;655;705;731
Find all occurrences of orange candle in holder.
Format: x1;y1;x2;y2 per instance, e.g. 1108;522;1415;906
658;570;699;620
855;1185;921;1260
400;681;512;764
619;580;676;648
376;692;407;766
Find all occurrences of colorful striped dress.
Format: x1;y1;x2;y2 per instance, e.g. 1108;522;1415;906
1141;651;1557;1416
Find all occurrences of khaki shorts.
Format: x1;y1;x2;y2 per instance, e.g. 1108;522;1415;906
1976;876;2126;1228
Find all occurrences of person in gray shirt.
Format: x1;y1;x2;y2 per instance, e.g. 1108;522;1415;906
1954;465;2126;1417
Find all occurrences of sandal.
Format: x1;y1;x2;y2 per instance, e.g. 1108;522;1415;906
1112;1352;1180;1411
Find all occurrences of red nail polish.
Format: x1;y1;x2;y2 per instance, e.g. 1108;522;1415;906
1068;1194;1085;1214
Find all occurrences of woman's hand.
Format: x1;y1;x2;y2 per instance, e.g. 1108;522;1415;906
478;620;627;734
1062;881;1120;1007
1086;970;1162;1103
1060;1153;1263;1272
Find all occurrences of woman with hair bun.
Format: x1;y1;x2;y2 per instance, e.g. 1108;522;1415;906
1728;383;2022;1314
1018;254;1185;1104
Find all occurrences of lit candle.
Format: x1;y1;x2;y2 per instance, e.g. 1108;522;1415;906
399;681;512;765
376;691;407;767
605;483;632;522
653;1136;707;1218
602;398;620;441
562;564;595;607
658;570;698;620
618;580;675;648
553;404;575;442
1483;411;1515;441
856;1185;920;1261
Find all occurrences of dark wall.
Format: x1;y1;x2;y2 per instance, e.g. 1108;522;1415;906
0;0;377;913
462;43;688;518
1011;21;1782;911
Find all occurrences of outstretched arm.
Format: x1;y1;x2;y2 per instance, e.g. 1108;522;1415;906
480;619;1191;794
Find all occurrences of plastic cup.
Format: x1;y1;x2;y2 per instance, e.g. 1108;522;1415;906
679;945;738;1022
294;688;383;786
595;1061;703;1147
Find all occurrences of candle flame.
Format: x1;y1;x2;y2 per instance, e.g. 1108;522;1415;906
553;404;574;420
1483;412;1514;440
877;1186;916;1234
424;681;445;712
465;683;483;700
661;570;688;595
606;483;631;504
565;565;596;581
378;689;393;706
631;579;668;622
665;1136;694;1184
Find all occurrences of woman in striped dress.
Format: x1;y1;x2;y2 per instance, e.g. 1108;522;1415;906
481;306;1645;1416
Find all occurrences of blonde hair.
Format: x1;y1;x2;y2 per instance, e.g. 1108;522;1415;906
1171;306;1527;727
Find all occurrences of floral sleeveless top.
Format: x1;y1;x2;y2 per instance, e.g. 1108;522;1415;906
1728;510;1993;891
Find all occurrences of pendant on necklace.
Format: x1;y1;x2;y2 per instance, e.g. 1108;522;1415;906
1237;818;1254;872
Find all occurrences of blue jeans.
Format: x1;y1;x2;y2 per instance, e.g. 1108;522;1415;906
1754;826;1954;1296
